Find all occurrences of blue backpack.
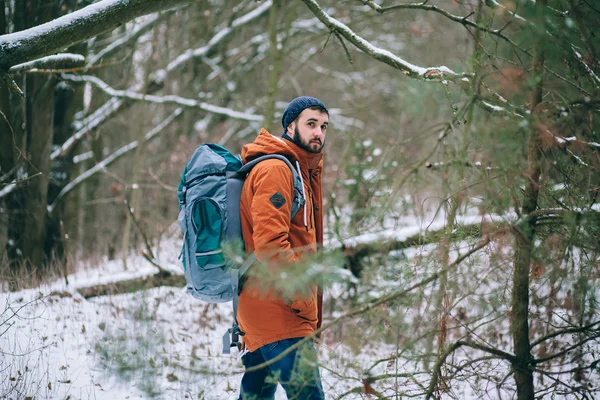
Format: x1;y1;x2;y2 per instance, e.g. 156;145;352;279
177;143;304;353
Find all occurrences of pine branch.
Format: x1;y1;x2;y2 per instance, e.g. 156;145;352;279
241;235;493;375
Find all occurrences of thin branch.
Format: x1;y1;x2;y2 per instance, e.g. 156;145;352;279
122;198;171;275
425;340;516;400
334;31;353;64
534;333;600;364
8;53;85;73
51;97;124;160
300;0;472;82
359;0;532;56
425;159;496;171
60;73;263;121
531;320;600;347
47;108;183;213
87;10;178;67
0;173;42;199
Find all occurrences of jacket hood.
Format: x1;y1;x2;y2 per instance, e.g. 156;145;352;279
242;128;323;172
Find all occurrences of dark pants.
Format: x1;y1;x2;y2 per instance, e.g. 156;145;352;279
238;337;325;400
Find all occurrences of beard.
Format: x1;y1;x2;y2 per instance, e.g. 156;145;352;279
292;126;324;154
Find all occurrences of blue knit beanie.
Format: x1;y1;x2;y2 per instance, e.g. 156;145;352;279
281;96;328;132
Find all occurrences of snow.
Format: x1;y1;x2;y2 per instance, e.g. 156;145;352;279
9;53;85;72
306;0;466;79
3;199;597;399
61;74;263;122
72;151;93;164
0;1;122;50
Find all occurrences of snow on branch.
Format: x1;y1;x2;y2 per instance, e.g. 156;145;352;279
0;173;42;200
61;73;263;122
8;53;85;73
47;108;183;214
0;0;201;69
300;0;472;82
479;100;525;118
153;0;272;86
51;97;124;160
425;159;496;171
572;46;600;88
49;2;271;160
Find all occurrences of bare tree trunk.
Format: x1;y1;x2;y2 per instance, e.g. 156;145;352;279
21;73;56;270
263;0;295;132
121;28;158;269
17;1;58;273
424;195;459;372
511;1;547;398
49;41;88;270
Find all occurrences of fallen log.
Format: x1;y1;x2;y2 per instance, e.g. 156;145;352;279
78;271;185;299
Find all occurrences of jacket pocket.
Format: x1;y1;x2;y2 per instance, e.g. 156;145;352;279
290;297;317;323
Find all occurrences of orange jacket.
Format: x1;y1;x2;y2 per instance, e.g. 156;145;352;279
237;128;324;352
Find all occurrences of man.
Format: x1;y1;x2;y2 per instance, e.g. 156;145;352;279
237;96;329;399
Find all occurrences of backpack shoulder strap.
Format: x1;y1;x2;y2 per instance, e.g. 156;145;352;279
234;154;304;220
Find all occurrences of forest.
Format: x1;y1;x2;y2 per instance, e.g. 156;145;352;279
0;0;599;399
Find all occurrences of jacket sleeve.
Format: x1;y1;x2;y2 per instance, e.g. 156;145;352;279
249;162;298;266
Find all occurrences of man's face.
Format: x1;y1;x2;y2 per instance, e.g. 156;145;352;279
287;108;329;154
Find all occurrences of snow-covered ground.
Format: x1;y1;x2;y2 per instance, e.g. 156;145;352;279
2;204;596;399
0;235;367;399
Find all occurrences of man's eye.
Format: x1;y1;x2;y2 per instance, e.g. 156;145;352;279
321;125;327;130
308;122;314;127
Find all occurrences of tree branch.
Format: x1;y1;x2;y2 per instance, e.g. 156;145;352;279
358;0;530;55
300;0;472;82
0;0;204;70
8;53;85;73
426;340;516;400
60;73;263;121
87;9;178;67
51;97;124;160
46;108;183;213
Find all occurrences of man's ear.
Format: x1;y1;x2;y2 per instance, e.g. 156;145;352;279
287;122;295;135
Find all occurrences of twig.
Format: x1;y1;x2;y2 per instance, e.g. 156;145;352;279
122;198;171;276
320;30;334;52
0;72;24;98
334;31;353;64
60;73;263;122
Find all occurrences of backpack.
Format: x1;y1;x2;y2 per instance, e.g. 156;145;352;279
177;143;305;353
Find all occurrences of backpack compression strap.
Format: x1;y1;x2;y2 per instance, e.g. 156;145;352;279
222;252;256;354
